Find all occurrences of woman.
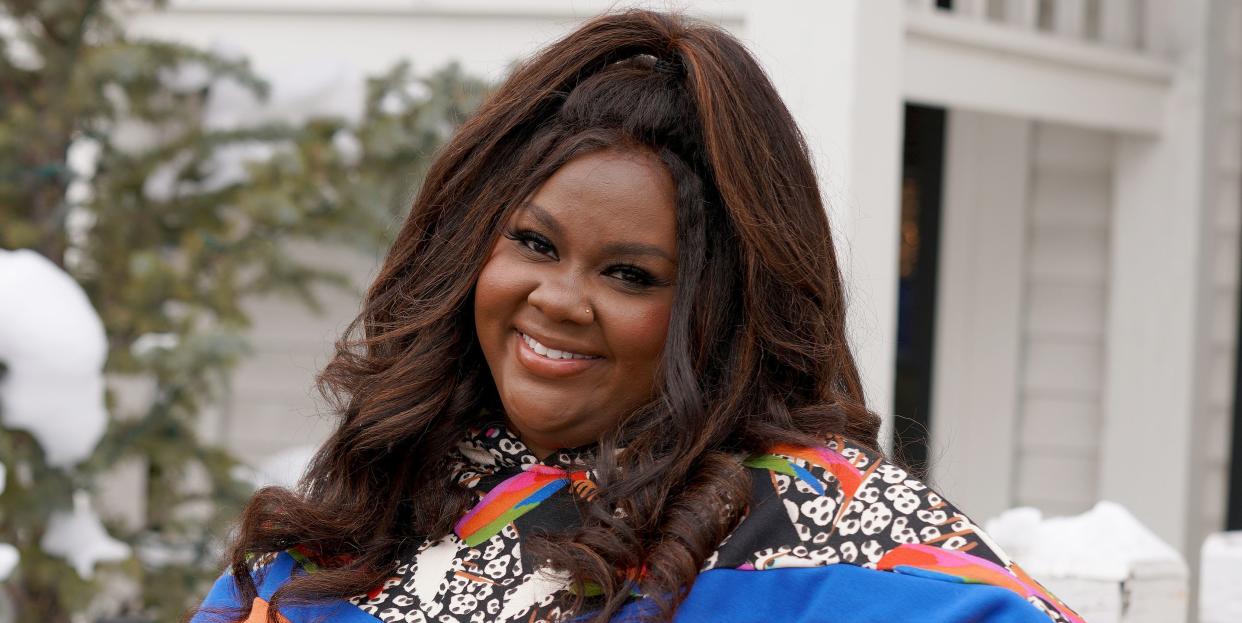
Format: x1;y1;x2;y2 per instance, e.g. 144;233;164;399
193;9;1081;623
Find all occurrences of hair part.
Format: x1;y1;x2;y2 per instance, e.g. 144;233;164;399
209;9;879;623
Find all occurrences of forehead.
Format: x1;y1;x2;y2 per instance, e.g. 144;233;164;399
524;148;677;248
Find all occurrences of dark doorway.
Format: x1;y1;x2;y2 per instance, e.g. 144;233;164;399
1227;190;1242;528
892;104;947;480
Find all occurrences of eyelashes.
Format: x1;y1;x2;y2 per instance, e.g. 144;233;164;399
607;262;660;288
503;228;556;258
501;227;669;289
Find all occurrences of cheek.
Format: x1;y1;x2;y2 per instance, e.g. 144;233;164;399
473;247;529;345
607;297;673;373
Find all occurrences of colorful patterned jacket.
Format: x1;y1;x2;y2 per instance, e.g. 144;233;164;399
193;426;1081;622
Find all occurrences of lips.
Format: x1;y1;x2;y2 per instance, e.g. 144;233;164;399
518;331;601;360
513;329;603;378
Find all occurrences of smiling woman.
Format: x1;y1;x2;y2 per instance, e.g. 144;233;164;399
190;8;1080;623
475;149;678;457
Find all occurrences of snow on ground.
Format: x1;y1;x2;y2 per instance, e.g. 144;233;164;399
0;249;108;467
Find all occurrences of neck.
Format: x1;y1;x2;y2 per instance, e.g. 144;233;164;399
522;437;558;461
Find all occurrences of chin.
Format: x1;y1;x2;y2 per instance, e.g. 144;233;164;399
505;402;581;437
502;398;600;449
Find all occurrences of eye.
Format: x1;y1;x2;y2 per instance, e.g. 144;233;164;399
503;228;557;259
606;263;661;289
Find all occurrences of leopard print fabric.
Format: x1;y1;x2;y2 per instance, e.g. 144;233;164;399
333;427;1078;623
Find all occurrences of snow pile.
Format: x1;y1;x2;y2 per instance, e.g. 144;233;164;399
65;136;101;207
204;56;364;130
986;503;1189;622
378;80;431;116
135;538;195;569
141;151;192;202
142;141;290;201
158;60;212;94
984;501;1186;581
143;49;367;202
198;141;283;193
40;492;131;579
0;13;42;71
0;249;108;467
0;543;16;581
332;129;363;166
130;332;179;358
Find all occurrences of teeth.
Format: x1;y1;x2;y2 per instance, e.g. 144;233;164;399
520;332;596;360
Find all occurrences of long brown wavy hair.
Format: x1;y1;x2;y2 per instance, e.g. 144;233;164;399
214;8;880;623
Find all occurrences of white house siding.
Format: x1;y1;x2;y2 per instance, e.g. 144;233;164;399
221;242;381;461
1014;123;1115;518
1198;0;1242;546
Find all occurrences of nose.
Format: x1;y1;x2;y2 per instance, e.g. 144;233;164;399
527;271;593;325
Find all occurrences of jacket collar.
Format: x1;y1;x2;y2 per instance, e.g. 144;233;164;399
454;419;602;477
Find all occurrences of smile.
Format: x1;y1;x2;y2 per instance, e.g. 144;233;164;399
514;330;603;379
519;331;601;360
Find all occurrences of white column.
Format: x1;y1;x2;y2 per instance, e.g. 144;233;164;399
930;111;1031;519
1099;0;1139;49
744;1;905;449
1052;0;1087;39
1004;0;1039;28
1100;0;1224;554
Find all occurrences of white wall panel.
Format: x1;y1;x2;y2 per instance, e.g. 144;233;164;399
1209;289;1238;346
1199;0;1242;547
1031;123;1116;171
929;111;1030;521
1026;228;1110;284
1019;396;1102;452
1016;452;1099;517
1025;282;1108;340
222;242;379;461
1218;176;1241;229
1014;123;1114;516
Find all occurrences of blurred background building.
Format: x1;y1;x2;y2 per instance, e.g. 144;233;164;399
3;0;1242;621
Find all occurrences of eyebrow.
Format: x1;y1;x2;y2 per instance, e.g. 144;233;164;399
524;201;564;236
520;201;676;263
601;240;676;262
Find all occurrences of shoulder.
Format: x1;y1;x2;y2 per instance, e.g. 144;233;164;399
711;436;919;569
191;550;380;623
701;436;1082;623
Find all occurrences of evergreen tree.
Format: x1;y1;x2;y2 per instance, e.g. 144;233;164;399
0;1;489;621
